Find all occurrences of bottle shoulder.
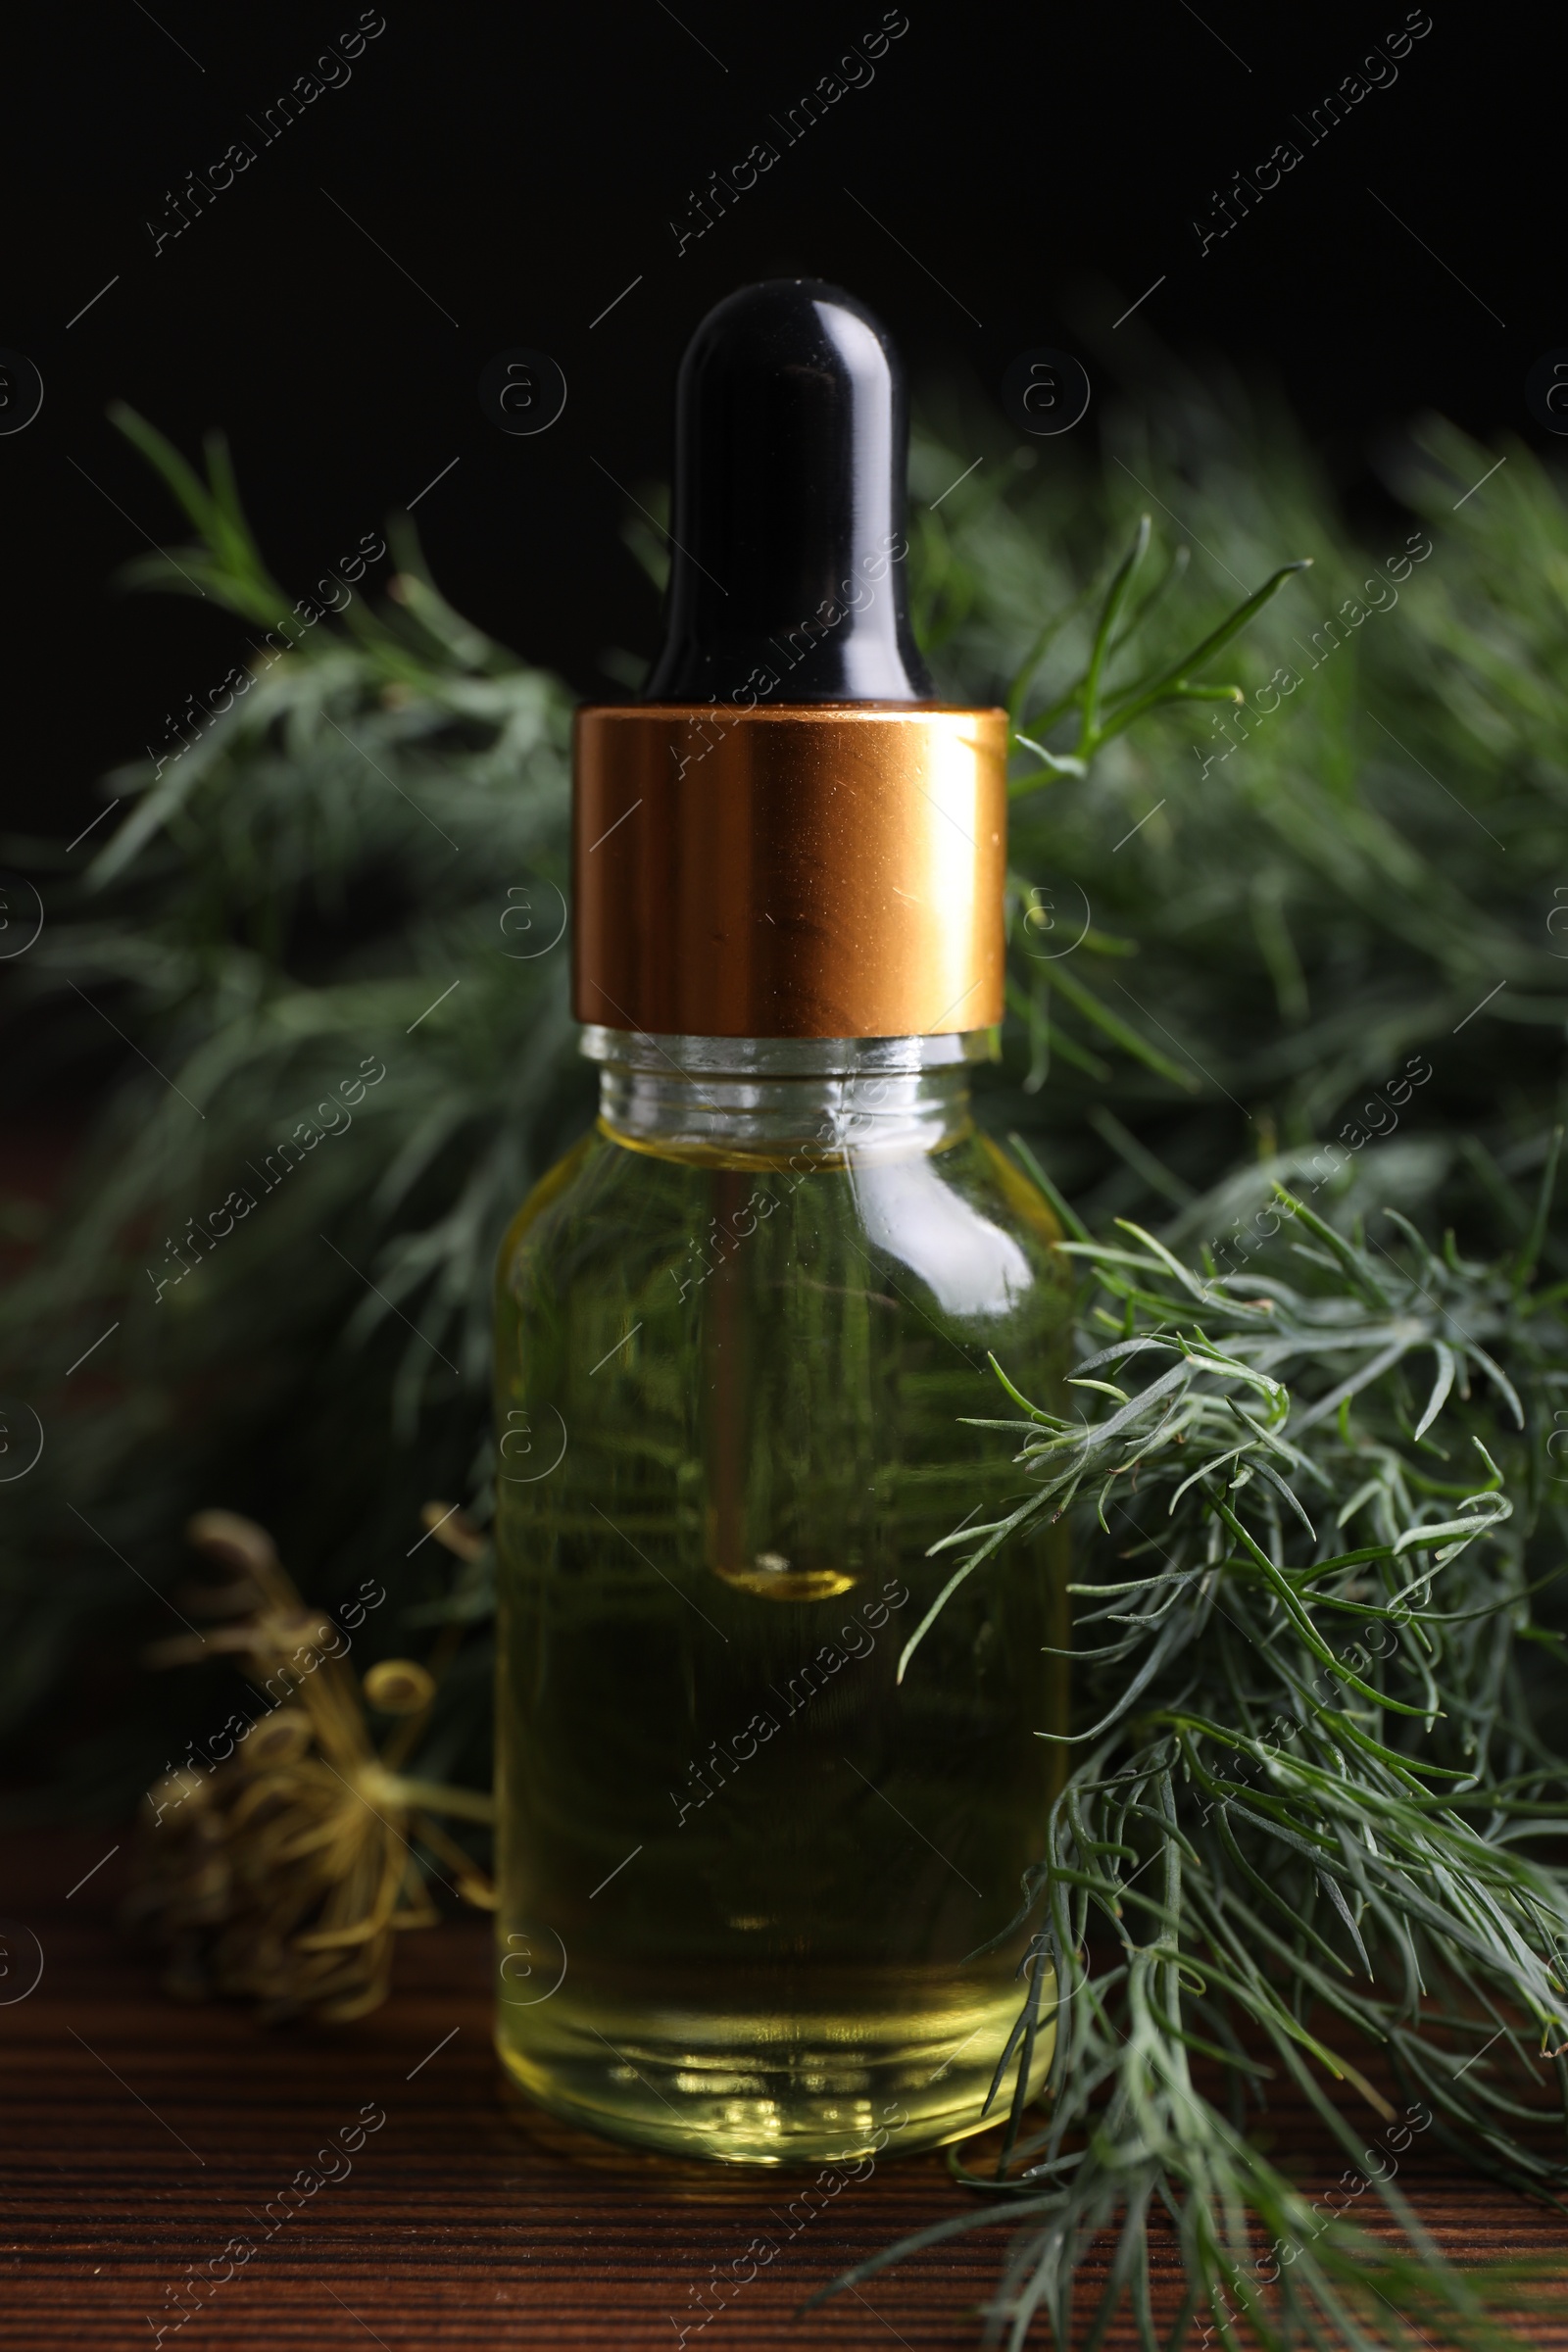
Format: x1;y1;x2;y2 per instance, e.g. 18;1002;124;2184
497;1122;1070;1339
849;1133;1065;1322
495;1126;606;1283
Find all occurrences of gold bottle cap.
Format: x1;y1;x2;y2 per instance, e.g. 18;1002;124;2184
571;703;1007;1041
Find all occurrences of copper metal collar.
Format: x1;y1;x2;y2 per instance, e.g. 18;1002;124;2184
571;704;1007;1040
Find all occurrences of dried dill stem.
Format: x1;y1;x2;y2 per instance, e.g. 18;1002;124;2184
127;1507;494;2022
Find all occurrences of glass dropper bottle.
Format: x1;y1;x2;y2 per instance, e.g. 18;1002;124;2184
493;280;1071;2166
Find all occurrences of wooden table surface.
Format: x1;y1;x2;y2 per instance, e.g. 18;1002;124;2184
3;1831;1563;2349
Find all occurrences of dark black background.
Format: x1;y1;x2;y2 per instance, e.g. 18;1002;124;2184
0;0;1551;843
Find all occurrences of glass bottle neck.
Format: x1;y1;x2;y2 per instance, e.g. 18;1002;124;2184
580;1027;988;1164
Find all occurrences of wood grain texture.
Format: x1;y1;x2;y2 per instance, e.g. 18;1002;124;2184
2;1831;1563;2349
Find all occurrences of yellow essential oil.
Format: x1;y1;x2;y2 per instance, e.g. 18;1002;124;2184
493;1041;1070;2162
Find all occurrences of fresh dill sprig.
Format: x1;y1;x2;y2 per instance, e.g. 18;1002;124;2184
822;1162;1568;2350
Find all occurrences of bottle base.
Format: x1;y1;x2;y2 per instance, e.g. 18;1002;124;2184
495;1980;1055;2166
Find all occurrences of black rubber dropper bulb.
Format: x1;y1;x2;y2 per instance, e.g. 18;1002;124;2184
644;279;934;705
